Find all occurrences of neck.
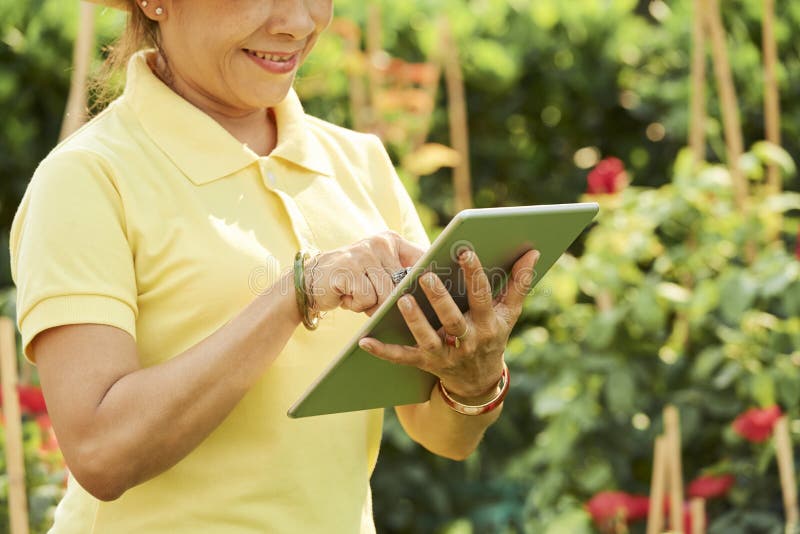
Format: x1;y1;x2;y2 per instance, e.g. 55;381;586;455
149;53;278;157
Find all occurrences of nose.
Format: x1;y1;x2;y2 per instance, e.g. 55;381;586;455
266;0;316;40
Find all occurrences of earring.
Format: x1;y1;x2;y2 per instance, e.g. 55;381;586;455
155;6;163;15
141;0;148;6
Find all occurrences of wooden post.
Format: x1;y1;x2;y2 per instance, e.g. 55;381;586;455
646;435;667;534
689;0;707;168
774;416;799;533
762;0;782;194
665;406;685;533
704;0;747;211
59;2;96;142
690;498;706;534
439;18;472;213
0;317;30;534
333;19;369;132
366;3;384;133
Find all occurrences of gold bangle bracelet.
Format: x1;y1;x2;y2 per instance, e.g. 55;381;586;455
437;362;510;416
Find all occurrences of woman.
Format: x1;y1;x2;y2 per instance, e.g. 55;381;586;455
9;1;539;532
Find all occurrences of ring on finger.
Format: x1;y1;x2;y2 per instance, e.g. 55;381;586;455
442;323;470;349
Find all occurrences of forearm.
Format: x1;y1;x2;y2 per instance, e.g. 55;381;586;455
80;271;301;499
395;385;503;461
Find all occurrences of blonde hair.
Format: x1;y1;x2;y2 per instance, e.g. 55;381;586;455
91;0;165;111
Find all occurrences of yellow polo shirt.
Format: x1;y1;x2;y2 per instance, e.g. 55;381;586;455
9;50;429;533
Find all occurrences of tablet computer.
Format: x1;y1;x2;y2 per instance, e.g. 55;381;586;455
288;202;599;418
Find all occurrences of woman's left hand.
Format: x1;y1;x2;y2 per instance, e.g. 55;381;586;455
358;248;540;399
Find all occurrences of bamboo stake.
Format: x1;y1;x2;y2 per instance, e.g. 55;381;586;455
646;435;668;534
665;406;685;533
704;0;747;211
336;21;369;132
366;3;383;133
774;416;799;533
690;498;706;534
439;18;472;213
689;0;708;168
59;2;96;142
0;317;30;534
762;0;782;194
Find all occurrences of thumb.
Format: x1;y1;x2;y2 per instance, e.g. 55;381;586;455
498;249;540;314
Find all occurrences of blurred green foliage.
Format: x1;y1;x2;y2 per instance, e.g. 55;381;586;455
298;0;799;223
373;148;800;533
0;418;67;534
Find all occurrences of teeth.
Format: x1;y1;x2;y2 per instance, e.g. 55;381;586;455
247;49;291;62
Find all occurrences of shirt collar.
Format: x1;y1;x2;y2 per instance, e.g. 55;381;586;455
122;50;334;185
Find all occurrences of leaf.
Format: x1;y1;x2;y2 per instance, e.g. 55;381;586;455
751;141;797;178
657;282;692;305
543;508;592;534
437;519;473;534
401;143;461;176
751;373;776;407
719;271;758;324
691;347;725;380
605;369;636;416
764;191;800;213
713;361;743;389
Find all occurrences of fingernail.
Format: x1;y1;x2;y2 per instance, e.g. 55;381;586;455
460;250;473;264
424;274;436;288
359;339;374;351
398;296;412;311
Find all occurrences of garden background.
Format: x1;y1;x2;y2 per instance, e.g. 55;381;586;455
1;0;800;532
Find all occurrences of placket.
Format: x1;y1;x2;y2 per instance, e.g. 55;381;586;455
258;160;318;251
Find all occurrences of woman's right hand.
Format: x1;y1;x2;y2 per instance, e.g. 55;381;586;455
306;231;426;317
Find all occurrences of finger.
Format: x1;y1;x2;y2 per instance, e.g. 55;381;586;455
497;249;540;322
418;272;468;337
390;232;427;267
396;294;444;355
343;270;378;313
358;336;425;368
363;262;397;315
459;249;495;327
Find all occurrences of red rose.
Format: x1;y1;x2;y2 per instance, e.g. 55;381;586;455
18;385;48;414
732;405;782;443
587;157;627;195
0;385;48;415
586;491;649;531
687;474;735;499
625;495;650;521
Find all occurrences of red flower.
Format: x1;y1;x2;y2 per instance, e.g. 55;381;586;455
18;385;47;414
732;405;782;443
0;385;48;415
587;157;627;195
687;474;735;499
586;491;649;532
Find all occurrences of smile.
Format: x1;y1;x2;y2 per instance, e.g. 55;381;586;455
242;48;301;74
244;49;294;62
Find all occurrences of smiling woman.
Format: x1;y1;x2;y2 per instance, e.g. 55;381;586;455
8;0;539;532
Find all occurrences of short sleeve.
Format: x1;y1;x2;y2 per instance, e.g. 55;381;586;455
363;135;431;249
9;150;138;362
